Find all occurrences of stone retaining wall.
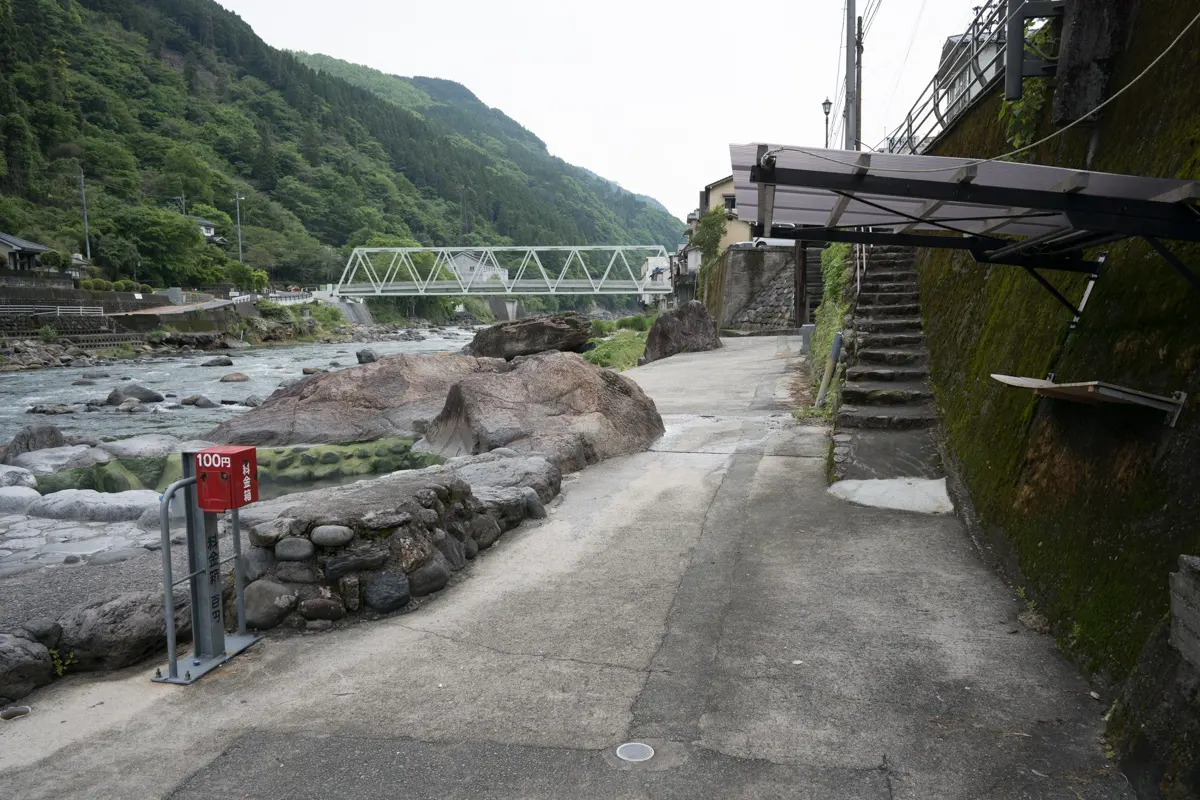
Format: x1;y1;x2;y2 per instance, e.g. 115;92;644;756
0;287;171;314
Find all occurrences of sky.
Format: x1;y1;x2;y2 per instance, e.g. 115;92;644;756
219;0;981;221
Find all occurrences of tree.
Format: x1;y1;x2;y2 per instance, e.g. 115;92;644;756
691;206;728;266
92;234;140;281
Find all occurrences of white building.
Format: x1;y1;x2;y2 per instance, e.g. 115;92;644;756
447;252;508;283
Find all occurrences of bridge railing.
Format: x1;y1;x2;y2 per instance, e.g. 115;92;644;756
334;246;672;297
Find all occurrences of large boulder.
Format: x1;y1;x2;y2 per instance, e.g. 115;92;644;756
205;353;508;446
97;434;179;460
1;424;68;465
12;444;110;475
641;301;721;364
0;634;53;704
0;486;41;514
420;351;664;472
56;592;191;672
446;450;561;503
26;489;161;522
0;464;37;489
466;313;591;360
106;384;164;405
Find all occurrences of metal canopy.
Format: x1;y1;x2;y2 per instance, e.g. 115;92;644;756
731;144;1200;293
992;374;1187;427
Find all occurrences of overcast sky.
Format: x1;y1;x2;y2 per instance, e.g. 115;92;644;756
219;0;979;221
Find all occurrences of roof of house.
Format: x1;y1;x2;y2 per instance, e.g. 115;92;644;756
704;175;734;192
0;232;51;253
185;216;218;227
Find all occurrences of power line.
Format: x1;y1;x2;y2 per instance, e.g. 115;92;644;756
767;5;1200;171
881;0;927;120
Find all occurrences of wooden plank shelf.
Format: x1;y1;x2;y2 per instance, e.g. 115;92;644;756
991;374;1187;427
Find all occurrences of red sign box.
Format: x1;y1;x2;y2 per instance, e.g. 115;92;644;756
195;446;258;513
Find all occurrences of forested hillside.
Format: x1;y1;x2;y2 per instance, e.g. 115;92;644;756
0;0;683;291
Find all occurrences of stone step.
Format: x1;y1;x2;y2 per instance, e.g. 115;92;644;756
857;303;922;318
857;291;920;306
858;331;925;348
857;347;928;366
837;403;939;430
852;317;923;333
863;270;918;283
846;365;930;382
859;281;918;293
841;380;932;406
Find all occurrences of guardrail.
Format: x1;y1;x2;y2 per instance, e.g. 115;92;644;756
878;0;1009;154
266;292;314;305
1;305;105;316
229;293;258;305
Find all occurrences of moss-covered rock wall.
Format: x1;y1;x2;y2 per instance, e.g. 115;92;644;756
915;1;1200;792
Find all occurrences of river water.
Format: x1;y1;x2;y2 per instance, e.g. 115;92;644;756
0;329;474;442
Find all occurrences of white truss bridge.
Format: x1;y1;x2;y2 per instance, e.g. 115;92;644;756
333;245;672;297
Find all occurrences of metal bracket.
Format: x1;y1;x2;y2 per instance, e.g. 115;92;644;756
1145;236;1200;292
1005;0;1067;101
1018;253;1101;325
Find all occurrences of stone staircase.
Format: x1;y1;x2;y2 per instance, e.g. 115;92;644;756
838;246;937;431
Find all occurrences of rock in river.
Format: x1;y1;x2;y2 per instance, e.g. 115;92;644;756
1;423;68;465
219;372;250;383
202;356;233;367
182;394;218;409
106;384;164;405
466;313;591;360
206;353;508;446
420;350;665;472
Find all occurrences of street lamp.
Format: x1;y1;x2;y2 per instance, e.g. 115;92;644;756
822;97;833;148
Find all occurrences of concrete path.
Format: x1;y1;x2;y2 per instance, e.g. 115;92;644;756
0;337;1128;799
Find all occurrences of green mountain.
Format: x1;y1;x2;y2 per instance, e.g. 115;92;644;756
0;0;683;292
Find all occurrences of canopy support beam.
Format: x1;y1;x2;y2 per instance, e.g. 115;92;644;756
1145;237;1200;292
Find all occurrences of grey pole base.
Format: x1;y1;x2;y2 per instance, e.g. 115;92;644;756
152;633;262;686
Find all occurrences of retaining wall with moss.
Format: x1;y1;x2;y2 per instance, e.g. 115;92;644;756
914;1;1200;794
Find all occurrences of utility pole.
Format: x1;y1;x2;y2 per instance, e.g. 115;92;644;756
79;171;91;261
844;0;857;150
856;15;864;151
172;192;187;216
233;193;245;262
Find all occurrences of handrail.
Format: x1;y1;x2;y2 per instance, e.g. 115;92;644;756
159;476;196;681
1;305;105;316
877;0;1010;154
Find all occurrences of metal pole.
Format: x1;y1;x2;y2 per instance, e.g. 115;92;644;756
856;15;864;151
79;172;90;262
158;475;197;681
234;193;244;263
815;330;844;409
825;115;830;148
844;0;857;150
794;242;808;326
231;508;246;636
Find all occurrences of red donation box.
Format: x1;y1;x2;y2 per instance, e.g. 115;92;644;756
195;446;258;512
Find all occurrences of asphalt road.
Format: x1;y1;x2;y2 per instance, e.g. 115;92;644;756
0;337;1129;799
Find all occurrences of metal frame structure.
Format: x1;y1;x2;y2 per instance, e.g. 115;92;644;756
334;246;672;298
734;144;1200;317
879;0;1065;154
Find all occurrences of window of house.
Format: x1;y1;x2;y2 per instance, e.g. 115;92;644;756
723;195;736;212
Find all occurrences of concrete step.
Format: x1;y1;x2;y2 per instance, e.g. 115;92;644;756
857;303;922;318
859;281;918;293
852;317;923;333
846;364;930;382
857;347;928;366
841;380;932;405
857;331;925;348
857;291;920;306
837;403;939;430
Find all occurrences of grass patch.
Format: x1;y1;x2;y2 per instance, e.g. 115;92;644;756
583;330;646;371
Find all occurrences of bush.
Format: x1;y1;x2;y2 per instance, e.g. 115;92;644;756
810;243;852;396
37;325;58;343
307;302;344;330
93;279;113;291
592;319;617;336
256;299;295;322
78;279;94;290
583;330;646;371
139;284;153;293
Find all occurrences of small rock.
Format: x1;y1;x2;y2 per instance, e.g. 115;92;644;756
249;517;298;547
323;547;388;581
202;356;233;367
274;537;315;562
242;395;264;408
86;547;147;566
27;404;74;415
318;451;340;465
82;371;110;379
0;634;52;702
469;515;503;550
364;572;410;612
274;563;318;583
522;487;546;519
310;525;355;547
300;453;317;466
339;576;361;611
219;372;249;383
408;551;451;597
182;395;218;409
63;554;80;564
15;619;62;650
117;399;146;413
301;367;325;375
305;619;333;633
238;547;275;582
356;348;378;364
298;597;345;621
433;528;467;571
71;379;95;386
0;465;37;490
244;579;297;630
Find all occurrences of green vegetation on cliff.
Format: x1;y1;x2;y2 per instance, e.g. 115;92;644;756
0;0;682;292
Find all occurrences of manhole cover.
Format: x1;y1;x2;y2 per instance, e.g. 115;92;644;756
615;742;655;762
